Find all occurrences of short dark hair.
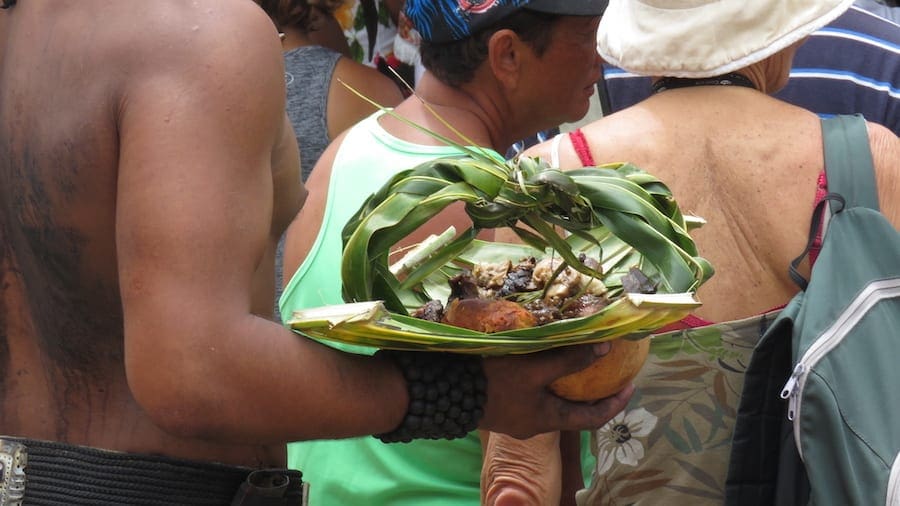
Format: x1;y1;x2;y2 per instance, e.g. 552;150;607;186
1;0;17;9
254;0;344;34
420;9;560;87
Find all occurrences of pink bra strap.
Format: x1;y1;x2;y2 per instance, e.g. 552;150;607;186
809;172;829;266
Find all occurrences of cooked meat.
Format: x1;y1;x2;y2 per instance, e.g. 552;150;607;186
499;257;537;296
448;271;482;300
621;267;658;294
415;255;639;329
411;299;444;322
523;299;562;325
472;260;512;290
560;293;610;319
442;298;537;333
532;256;607;303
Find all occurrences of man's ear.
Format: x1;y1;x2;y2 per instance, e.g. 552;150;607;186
487;29;525;91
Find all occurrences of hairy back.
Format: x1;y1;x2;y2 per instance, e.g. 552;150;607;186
0;1;127;408
0;1;294;458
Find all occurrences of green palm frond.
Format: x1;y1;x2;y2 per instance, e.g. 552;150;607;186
287;156;712;354
289;292;700;355
340;156;712;310
286;88;712;354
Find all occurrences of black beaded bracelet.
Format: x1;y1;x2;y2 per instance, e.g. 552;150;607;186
375;350;487;443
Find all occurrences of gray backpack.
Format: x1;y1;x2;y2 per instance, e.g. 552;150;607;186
726;114;900;505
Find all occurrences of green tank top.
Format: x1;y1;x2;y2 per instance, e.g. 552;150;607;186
280;111;503;506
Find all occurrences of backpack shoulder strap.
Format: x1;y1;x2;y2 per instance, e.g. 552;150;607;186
821;114;880;212
789;115;881;289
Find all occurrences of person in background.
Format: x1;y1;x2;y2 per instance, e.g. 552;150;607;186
254;0;403;321
279;1;620;505
600;1;899;133
334;0;404;64
0;1;629;504
856;0;899;22
390;0;562;159
486;0;900;504
332;0;415;91
257;0;404;183
393;1;426;84
303;0;355;56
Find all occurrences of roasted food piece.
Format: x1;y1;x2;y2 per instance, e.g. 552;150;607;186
425;257;650;401
411;299;444;323
532;255;607;304
438;253;614;328
337;156;709;400
441;298;537;333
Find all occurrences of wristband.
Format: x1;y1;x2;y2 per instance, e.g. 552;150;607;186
375;351;487;443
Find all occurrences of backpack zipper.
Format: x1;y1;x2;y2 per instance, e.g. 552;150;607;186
888;451;900;506
780;279;900;462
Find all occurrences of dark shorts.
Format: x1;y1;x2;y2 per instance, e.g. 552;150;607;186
0;437;306;506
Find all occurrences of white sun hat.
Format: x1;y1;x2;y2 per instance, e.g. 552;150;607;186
596;0;854;78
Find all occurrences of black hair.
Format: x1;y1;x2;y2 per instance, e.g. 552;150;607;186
254;0;344;34
1;0;17;9
420;9;560;87
254;0;315;33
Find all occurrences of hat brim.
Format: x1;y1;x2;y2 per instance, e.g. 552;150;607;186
526;0;608;16
597;0;852;78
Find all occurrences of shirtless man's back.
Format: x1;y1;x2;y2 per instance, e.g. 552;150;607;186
0;0;304;481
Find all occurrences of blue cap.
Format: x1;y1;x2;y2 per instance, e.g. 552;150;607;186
405;0;608;44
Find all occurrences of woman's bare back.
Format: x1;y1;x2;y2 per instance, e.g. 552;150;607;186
529;86;900;322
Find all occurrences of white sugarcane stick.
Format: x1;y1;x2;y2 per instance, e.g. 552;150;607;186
389;226;458;277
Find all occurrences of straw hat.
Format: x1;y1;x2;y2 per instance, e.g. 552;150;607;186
597;0;853;78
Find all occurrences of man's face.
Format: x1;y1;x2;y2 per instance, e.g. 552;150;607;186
524;15;603;126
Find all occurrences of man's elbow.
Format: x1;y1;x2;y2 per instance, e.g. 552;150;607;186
127;362;230;440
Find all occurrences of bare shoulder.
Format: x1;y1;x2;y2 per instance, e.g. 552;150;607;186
522;107;652;169
868;122;900;227
120;0;282;75
115;0;288;165
335;58;405;106
329;58;403;137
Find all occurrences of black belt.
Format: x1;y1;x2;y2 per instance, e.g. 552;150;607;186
0;437;308;506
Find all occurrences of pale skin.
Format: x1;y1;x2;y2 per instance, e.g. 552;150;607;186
484;42;900;503
0;0;630;474
283;13;624;505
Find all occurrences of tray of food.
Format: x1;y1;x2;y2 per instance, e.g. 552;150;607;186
286;152;713;358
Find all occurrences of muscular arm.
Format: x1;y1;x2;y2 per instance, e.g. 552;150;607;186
115;3;407;443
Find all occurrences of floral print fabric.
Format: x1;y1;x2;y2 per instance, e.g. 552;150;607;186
577;311;779;505
334;0;398;66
